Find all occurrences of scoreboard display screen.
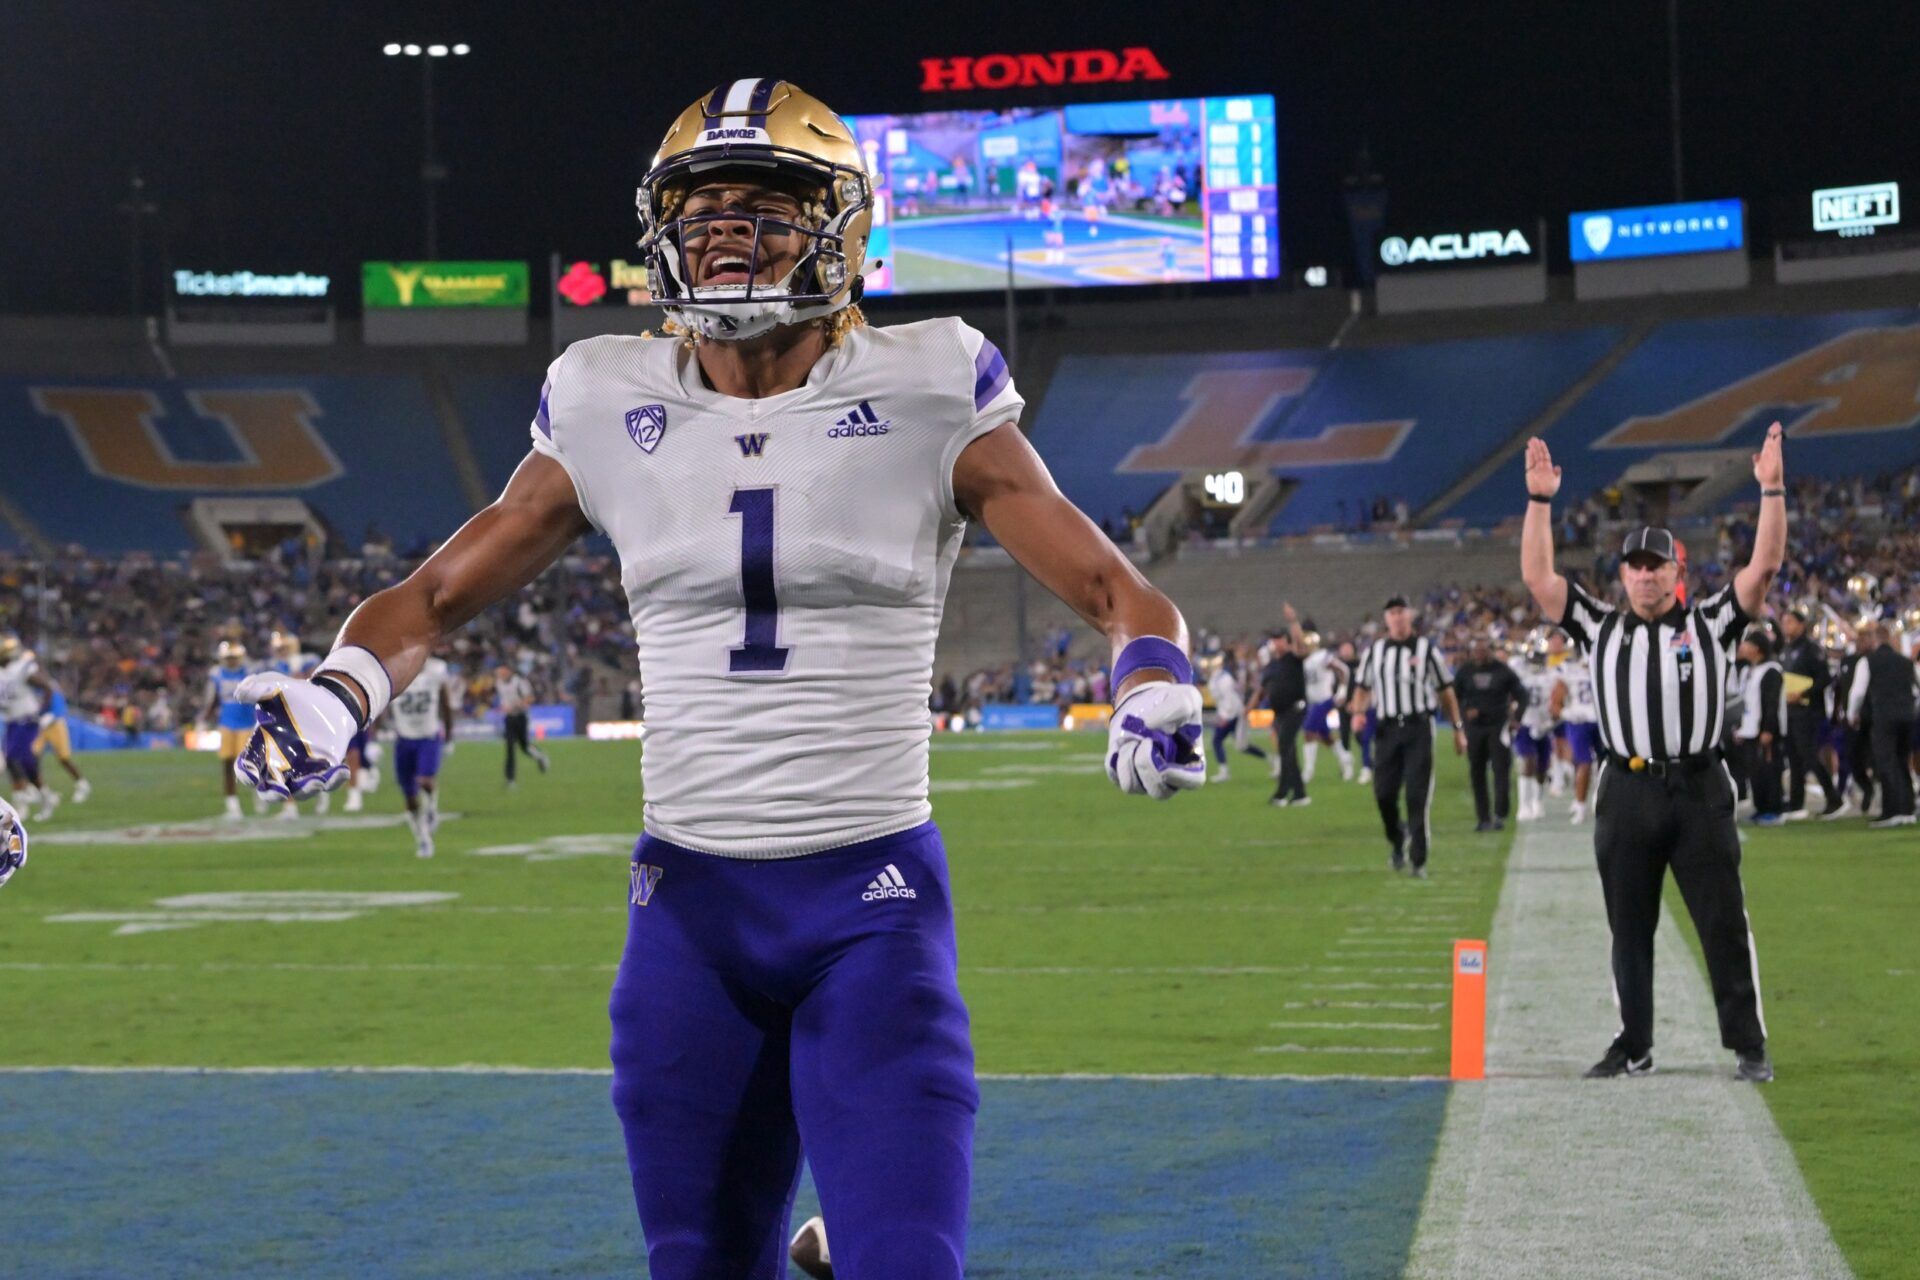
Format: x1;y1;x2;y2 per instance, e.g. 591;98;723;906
846;94;1277;295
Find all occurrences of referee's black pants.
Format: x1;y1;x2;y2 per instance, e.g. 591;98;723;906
504;711;533;781
1270;704;1307;802
1785;706;1838;812
1593;756;1766;1058
1464;722;1511;825
1871;718;1916;818
1372;717;1435;867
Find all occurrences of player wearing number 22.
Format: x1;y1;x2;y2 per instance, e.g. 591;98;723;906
229;78;1204;1280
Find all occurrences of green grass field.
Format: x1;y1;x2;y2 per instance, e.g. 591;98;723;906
4;735;1914;1275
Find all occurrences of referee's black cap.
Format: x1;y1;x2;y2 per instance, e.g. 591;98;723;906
1621;526;1678;564
1383;594;1410;610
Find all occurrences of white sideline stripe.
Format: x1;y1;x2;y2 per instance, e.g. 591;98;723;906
1285;1000;1446;1011
1268;1021;1439;1031
1255;1044;1431;1056
1404;822;1852;1280
1;961;1427;979
0;1065;1446;1084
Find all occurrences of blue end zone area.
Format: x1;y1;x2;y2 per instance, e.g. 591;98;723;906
2;1072;1446;1277
1442;308;1920;526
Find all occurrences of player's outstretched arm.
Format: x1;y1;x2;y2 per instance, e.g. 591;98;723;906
954;424;1203;798
232;453;590;798
331;452;592;712
1732;422;1786;618
1519;437;1568;623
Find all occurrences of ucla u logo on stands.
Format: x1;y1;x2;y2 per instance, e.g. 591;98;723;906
625;404;667;454
735;432;769;458
629;861;664;907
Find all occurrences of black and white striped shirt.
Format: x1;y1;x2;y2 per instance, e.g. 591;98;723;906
1560;579;1749;760
1355;635;1453;718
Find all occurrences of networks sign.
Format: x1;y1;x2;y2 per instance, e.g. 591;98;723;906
1376;228;1535;271
1569;199;1744;262
173;270;330;299
1812;182;1900;236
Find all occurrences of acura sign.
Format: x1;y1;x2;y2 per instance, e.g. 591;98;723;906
1377;227;1536;270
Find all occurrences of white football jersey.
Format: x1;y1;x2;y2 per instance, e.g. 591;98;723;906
531;317;1023;857
0;653;41;720
1208;667;1244;719
1304;649;1344;703
1557;656;1598;724
389;657;451;739
1517;662;1558;733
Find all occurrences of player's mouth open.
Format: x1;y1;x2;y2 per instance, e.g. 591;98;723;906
702;253;759;285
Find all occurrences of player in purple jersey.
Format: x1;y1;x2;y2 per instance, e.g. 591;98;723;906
230;79;1205;1280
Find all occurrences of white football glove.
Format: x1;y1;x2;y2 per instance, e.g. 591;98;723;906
1106;682;1207;800
232;673;357;800
0;796;27;890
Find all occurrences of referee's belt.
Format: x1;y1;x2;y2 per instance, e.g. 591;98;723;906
1376;713;1430;726
1604;747;1721;777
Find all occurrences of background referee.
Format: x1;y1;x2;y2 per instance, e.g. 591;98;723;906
1520;426;1786;1083
1349;596;1467;877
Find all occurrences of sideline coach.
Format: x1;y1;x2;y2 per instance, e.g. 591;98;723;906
1349;597;1467;877
1520;425;1785;1083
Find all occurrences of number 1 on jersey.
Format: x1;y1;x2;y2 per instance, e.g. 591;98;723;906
728;487;790;674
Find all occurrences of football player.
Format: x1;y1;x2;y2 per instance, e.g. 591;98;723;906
1300;629;1354;784
201;640;259;821
0;793;26;891
35;684;91;804
230;79;1203;1280
1;632;60;822
386;649;455;858
1551;638;1600;823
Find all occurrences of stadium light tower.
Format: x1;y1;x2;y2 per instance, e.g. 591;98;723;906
383;40;471;259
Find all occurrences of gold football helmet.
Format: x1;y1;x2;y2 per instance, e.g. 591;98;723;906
217;640;248;669
0;632;19;661
637;79;872;341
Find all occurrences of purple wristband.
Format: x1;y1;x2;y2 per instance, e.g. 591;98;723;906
1111;636;1193;691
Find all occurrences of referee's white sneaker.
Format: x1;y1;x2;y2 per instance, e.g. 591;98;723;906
1819;799;1852;821
1869;814;1916;829
789;1216;833;1279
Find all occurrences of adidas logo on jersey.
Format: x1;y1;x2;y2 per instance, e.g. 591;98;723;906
828;400;890;438
861;863;917;901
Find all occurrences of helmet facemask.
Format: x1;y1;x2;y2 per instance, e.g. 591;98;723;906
638;159;869;342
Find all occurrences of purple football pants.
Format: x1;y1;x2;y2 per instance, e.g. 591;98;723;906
609;820;976;1280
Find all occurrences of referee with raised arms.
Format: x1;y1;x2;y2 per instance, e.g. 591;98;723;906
1348;597;1467;877
1520;425;1785;1083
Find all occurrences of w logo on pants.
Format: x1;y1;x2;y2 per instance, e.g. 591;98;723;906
629;862;664;907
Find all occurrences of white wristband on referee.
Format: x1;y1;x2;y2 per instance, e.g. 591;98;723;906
313;645;393;725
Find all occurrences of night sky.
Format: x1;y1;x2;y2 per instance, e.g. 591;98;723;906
5;0;1916;314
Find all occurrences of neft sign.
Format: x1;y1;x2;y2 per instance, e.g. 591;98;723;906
173;270;330;299
1812;182;1900;236
1376;227;1536;270
919;47;1171;92
1569;199;1745;262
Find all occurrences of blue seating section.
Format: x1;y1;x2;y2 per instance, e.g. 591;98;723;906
1441;308;1920;525
0;377;477;554
1030;331;1624;535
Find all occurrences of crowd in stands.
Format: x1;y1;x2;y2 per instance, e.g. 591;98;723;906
0;540;635;739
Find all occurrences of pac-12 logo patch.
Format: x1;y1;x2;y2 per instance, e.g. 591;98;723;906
629;861;664;906
625;404;667;454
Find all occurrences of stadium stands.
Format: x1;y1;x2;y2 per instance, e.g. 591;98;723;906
0;376;477;554
1030;330;1624;536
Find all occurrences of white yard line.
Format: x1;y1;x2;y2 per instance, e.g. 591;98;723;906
1405;823;1852;1280
0;1064;1446;1083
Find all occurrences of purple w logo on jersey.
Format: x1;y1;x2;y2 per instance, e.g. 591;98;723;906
735;433;769;458
629;861;664;907
625;404;667;453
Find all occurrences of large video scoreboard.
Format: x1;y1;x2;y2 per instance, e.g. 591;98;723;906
845;94;1278;295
